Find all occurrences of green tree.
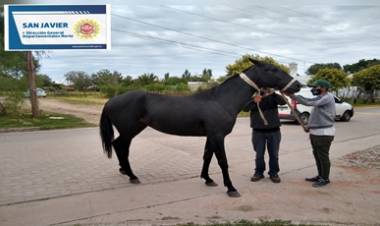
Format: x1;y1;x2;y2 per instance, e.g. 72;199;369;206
164;76;186;85
122;75;133;85
64;71;92;91
306;63;341;75
36;74;55;88
352;64;380;103
182;69;191;80
344;59;380;73
226;54;289;76
0;14;40;78
1;8;41;116
164;72;170;81
201;68;212;81
188;75;203;82
137;73;158;85
91;69;122;86
309;68;350;92
216;75;228;83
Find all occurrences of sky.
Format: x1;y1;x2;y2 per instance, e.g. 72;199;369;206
5;0;380;83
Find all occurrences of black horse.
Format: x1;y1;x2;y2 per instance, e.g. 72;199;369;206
100;59;302;197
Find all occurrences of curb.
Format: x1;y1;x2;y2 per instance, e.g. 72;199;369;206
0;127;41;133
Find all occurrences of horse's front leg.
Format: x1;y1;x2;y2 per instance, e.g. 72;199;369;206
201;138;218;186
209;135;240;197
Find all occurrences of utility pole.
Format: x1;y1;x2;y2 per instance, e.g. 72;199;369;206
27;51;40;117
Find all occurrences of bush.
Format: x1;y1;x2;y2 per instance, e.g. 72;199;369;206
309;68;350;92
353;64;380;103
99;83;124;98
0;76;26;115
145;83;166;92
3;91;24;116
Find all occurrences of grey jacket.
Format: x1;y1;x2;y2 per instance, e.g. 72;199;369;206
294;93;336;129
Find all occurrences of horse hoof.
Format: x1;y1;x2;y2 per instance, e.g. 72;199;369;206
227;190;241;198
130;178;141;184
119;168;128;175
205;181;218;187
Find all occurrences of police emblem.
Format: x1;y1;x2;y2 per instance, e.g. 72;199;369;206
74;19;100;39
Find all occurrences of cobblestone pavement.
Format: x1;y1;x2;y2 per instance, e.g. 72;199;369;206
0;128;220;206
1;108;380;207
336;145;380;169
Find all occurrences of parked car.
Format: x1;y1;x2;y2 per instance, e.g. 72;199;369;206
24;88;47;98
278;87;354;123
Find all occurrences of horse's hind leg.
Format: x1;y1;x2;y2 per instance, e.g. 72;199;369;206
209;134;240;197
113;123;146;184
113;137;139;183
201;138;218;186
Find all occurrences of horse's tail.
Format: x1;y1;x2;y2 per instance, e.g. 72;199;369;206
100;106;114;158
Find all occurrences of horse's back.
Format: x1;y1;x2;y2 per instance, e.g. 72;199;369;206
104;91;147;124
103;90;235;137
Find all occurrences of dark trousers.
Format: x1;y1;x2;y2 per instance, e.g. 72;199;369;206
310;134;334;180
252;130;281;176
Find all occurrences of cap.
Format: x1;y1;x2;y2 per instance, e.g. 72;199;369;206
312;80;331;89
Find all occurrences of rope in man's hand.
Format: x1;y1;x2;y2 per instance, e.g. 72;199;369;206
280;92;310;133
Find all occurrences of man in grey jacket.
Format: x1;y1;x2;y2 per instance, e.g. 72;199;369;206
288;80;336;187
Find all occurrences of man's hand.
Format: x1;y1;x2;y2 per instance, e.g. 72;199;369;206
253;95;262;103
281;91;295;99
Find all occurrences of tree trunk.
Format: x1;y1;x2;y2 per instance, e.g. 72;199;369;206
370;90;375;103
0;101;6;115
354;89;362;104
27;51;40;117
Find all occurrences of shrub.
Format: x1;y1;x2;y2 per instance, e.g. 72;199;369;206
3;91;24;116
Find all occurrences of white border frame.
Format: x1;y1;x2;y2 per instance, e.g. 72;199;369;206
4;4;110;51
106;3;111;50
4;5;9;51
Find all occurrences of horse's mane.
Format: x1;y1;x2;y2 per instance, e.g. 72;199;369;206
192;74;239;99
165;66;254;99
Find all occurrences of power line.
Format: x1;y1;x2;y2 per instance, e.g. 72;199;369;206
112;13;309;63
112;28;243;57
160;4;316;64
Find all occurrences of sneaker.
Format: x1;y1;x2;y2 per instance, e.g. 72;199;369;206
305;176;320;182
270;175;281;183
250;174;264;182
312;178;330;187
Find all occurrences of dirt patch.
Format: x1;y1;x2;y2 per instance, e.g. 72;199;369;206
335;145;380;169
28;98;103;125
161;216;181;220
236;205;255;212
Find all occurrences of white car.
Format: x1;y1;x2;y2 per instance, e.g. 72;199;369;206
278;88;354;123
24;88;47;98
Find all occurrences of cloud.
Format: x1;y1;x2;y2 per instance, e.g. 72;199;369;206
32;0;380;82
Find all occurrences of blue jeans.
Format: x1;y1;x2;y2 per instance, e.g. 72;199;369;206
252;130;281;176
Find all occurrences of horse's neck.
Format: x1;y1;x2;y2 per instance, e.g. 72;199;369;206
215;73;257;116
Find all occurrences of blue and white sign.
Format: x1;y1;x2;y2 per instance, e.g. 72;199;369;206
4;4;111;50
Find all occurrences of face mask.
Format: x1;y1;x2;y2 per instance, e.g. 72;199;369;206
311;87;321;96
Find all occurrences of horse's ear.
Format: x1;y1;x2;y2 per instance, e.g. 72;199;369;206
249;58;263;66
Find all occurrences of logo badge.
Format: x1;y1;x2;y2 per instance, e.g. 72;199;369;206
74;19;100;39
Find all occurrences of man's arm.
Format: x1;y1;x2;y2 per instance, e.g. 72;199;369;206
292;94;332;107
242;100;254;112
273;93;286;105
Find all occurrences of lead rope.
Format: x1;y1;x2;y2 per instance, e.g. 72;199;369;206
279;92;309;133
239;72;307;131
239;73;268;125
254;94;269;126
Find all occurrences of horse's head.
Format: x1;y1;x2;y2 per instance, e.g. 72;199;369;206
247;59;302;94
